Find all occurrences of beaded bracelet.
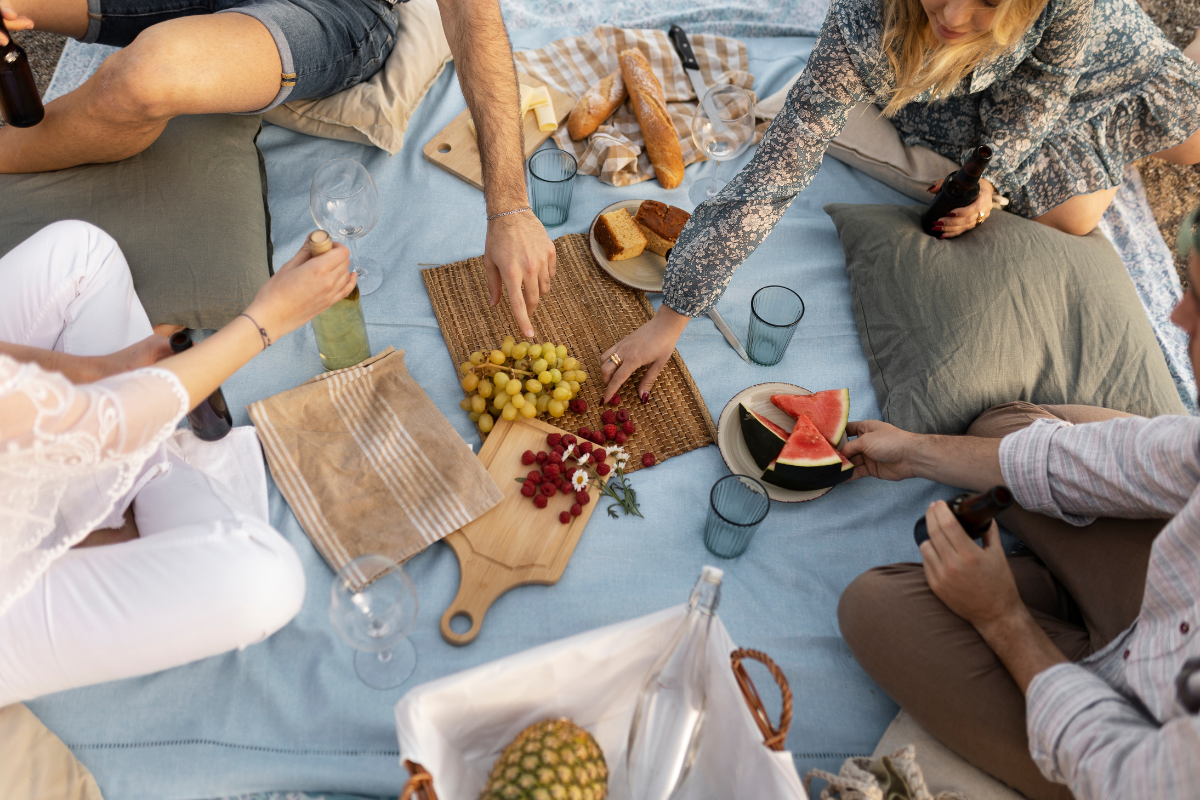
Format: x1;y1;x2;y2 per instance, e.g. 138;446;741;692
239;313;272;350
486;206;532;221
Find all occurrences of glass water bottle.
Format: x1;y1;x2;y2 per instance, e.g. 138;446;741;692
309;230;371;371
168;330;233;442
0;21;44;128
625;566;723;800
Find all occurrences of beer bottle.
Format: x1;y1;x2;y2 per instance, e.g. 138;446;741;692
913;485;1013;547
169;329;234;441
0;21;44;128
920;145;992;236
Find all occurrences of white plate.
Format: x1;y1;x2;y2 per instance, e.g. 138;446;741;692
588;200;668;293
716;382;838;503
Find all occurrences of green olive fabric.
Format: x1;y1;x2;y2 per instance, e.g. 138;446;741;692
824;203;1186;435
0;114;272;330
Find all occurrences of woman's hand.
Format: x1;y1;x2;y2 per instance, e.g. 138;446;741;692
599;305;691;404
244;234;356;342
0;7;35;47
927;177;994;239
95;335;174;379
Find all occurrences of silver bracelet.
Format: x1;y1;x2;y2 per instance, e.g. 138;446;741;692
486;206;532;221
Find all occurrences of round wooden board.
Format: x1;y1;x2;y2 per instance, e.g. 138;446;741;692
588;200;667;293
716;382;836;503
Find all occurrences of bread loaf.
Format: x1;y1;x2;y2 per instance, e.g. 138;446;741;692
633;200;690;257
594;208;647;261
618;49;684;190
568;70;627;140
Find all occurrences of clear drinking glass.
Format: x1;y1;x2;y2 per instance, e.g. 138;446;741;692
311;158;382;295
329;554;419;690
689;84;756;206
703;475;770;558
528;149;577;228
746;285;805;366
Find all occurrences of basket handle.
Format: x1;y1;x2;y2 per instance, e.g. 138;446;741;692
400;761;439;800
730;648;793;751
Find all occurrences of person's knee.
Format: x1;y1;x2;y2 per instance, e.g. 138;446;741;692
89;31;188;122
966;401;1046;438
838;566;909;655
225;524;307;640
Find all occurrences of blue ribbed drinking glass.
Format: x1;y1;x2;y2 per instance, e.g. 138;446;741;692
528;149;577;228
746;285;805;366
703;475;771;558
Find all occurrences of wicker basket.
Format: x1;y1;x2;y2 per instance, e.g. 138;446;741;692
398;648;792;799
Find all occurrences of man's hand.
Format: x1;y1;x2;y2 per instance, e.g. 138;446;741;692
0;7;35;47
485;210;556;338
842;420;1005;490
842;420;922;481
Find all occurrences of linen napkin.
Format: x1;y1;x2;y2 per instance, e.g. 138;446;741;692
247;347;502;572
514;26;757;187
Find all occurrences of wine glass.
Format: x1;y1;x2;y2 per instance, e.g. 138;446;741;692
689;85;756;206
329;554;419;690
310;158;382;295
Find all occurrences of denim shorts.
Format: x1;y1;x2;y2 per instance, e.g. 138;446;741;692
82;0;402;111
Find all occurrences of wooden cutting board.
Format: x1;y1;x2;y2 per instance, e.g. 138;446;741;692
440;415;601;645
423;78;576;191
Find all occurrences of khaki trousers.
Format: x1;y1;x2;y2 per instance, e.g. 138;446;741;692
838;402;1166;800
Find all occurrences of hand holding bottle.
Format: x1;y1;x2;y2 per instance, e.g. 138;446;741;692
243;233;355;343
925;176;995;239
0;7;34;47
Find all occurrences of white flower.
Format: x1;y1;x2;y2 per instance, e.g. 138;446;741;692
563;443;576;458
571;471;589;490
616;455;629;469
577;452;591;465
605;445;627;458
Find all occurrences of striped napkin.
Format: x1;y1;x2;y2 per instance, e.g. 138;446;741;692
247;347;502;572
514;26;756;187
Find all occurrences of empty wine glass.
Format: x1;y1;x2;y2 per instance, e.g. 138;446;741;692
329;554;419;690
310;158;382;295
689;85;756;206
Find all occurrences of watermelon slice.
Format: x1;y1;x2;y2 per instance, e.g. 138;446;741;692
771;389;850;448
739;403;790;470
762;414;854;492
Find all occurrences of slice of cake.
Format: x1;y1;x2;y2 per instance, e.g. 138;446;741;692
633;200;690;258
594;208;647;261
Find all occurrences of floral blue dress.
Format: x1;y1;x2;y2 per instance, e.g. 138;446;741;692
661;0;1200;317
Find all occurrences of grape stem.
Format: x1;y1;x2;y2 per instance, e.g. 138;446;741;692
469;363;535;377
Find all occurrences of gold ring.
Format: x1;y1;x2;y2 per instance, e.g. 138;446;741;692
977;211;985;227
609;354;622;368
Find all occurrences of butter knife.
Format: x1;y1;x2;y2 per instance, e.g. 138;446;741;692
668;25;726;134
707;307;751;363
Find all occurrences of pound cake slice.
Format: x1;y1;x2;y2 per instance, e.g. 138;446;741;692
595;208;647;261
633;200;690;257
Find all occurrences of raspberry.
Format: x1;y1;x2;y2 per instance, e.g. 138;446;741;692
570;398;588;414
536;451;548;464
592;449;606;463
562;434;577;446
547;433;562;447
578;441;593;455
527;470;542;483
603;424;618;441
642;452;656;467
559;511;571;524
543;463;561;481
577;427;592;439
541;482;556;497
601;410;616;425
521;449;536;465
622;421;636;435
616;409;630;424
597;463;612;476
549;452;563;466
564;466;576;480
534;494;548;509
608;394;621;406
576;490;590;505
561;483;574;496
591;432;606;446
521;481;537;498
553;445;566;458
614;431;628;445
570;503;582;517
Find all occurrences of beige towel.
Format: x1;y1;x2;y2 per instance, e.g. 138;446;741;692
0;704;104;800
514;26;756;186
247;348;502;572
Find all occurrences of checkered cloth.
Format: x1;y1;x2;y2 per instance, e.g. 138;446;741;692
514;26;756;186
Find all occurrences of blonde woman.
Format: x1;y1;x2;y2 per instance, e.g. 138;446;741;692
599;0;1200;404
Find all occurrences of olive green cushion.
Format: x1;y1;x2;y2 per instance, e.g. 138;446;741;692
0;114;272;330
824;203;1186;435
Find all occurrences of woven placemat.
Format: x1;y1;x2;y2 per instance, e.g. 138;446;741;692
422;233;716;471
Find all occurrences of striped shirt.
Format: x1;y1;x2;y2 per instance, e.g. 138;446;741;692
999;416;1200;799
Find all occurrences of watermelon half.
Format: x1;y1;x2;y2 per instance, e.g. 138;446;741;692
739;403;790;470
771;389;850;448
762;414;854;492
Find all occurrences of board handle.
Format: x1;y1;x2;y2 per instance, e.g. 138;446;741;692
439;584;500;646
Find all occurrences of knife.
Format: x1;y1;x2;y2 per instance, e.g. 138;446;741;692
707;307;751;364
668;25;726;134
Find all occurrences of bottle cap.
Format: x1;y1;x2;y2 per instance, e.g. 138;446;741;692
701;565;724;583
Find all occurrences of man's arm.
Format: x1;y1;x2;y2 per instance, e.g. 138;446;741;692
436;0;556;339
841;419;1005;490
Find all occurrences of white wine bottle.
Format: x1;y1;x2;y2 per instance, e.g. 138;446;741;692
309;230;371;371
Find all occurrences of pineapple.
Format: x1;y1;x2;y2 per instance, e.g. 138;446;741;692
480;718;608;800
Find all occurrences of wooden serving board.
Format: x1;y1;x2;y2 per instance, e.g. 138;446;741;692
440;415;600;645
423;78;576;191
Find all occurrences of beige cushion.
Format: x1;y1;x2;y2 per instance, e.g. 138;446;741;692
263;0;452;155
874;711;1027;800
0;704;104;800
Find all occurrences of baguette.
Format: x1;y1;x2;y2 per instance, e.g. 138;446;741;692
567;70;627;140
618;48;684;190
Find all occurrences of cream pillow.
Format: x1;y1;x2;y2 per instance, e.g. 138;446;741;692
0;704;104;800
263;0;453;155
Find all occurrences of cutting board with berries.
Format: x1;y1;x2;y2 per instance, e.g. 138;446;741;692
441;415;628;646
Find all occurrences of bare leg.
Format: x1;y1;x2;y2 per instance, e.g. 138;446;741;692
0;12;282;173
1032;185;1120;237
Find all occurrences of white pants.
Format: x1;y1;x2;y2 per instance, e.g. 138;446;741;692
0;222;305;707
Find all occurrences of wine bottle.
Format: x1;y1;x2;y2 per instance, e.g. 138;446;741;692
920;145;993;236
168;329;233;442
309;230;371;371
913;485;1013;547
0;21;44;128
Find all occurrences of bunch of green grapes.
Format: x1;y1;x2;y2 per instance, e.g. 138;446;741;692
458;335;589;434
